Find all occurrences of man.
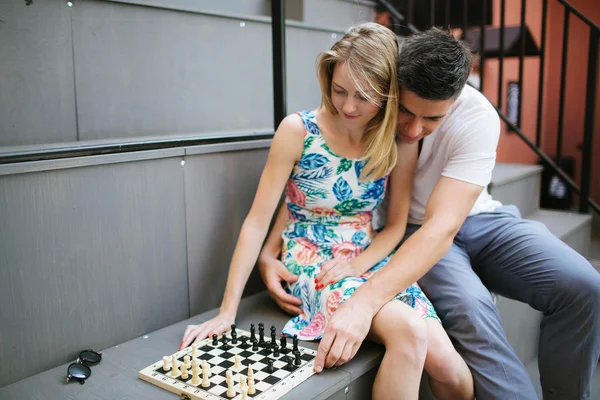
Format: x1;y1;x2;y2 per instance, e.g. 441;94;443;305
258;28;600;400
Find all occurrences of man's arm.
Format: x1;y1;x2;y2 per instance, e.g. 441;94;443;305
356;176;483;314
313;176;484;371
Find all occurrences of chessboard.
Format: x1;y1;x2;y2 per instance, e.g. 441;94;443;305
138;323;317;400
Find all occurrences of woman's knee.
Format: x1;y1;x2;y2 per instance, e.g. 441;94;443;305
372;302;428;360
425;321;465;384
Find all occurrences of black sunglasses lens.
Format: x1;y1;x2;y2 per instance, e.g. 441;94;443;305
67;363;91;382
79;350;102;365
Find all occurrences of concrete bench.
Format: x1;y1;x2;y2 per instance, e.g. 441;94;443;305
0;291;409;400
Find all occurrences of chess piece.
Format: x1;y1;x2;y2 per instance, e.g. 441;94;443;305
221;333;230;350
273;344;280;357
266;359;274;373
248;376;256;395
286;356;294;371
162;356;171;371
240;336;248;347
231;324;237;344
258;323;265;346
250;323;256;343
180;362;189;380
280;336;287;349
247;365;254;381
201;365;210;388
226;370;235;398
191;366;200;385
293;334;299;353
234;355;241;369
184;355;191;369
241;386;248;400
171;356;179;377
295;351;302;365
270;325;277;344
212;333;218;346
192;343;199;358
252;340;259;352
240;376;247;390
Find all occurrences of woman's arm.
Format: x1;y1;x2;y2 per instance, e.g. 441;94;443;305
316;141;418;284
181;114;304;348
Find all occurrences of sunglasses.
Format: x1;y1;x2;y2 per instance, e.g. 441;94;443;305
66;349;102;384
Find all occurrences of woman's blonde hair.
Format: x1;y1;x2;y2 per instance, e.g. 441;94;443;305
317;22;399;181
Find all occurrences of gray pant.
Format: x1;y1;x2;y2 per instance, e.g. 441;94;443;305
406;205;600;400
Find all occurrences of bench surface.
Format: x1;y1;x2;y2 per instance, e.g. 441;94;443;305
0;291;384;400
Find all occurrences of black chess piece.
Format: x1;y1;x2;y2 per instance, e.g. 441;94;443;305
273;344;280;357
240;336;248;347
250;323;256;343
264;344;272;355
270;326;276;344
285;356;294;371
295;351;301;366
293;334;299;353
280;336;287;349
252;340;259;352
221;333;230;350
231;324;237;344
266;359;274;373
212;333;218;346
258;323;265;346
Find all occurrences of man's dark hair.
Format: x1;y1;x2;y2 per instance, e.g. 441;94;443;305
397;28;474;100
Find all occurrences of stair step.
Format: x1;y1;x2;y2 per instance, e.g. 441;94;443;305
490;163;544;217
526;209;592;258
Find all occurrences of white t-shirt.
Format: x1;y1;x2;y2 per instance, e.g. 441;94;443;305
374;84;502;228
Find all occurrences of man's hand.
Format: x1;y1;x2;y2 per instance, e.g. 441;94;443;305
313;298;374;372
258;254;303;316
315;259;359;289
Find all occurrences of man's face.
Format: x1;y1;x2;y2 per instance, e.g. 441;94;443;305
396;89;455;143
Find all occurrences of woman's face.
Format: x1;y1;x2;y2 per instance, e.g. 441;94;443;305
330;63;382;128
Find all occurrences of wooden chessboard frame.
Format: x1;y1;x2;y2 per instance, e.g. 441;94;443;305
138;328;317;400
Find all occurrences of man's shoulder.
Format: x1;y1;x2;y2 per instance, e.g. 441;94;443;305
440;85;498;133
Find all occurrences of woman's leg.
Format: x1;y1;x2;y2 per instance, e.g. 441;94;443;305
367;300;429;400
424;319;474;400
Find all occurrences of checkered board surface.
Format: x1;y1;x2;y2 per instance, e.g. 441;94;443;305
138;329;317;400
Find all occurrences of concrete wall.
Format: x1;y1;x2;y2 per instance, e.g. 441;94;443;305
0;141;270;387
0;0;341;147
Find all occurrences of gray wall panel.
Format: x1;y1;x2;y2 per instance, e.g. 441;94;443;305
185;148;269;316
303;0;374;32
73;1;275;140
0;157;189;387
0;0;77;146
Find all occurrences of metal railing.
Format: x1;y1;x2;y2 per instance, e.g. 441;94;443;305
378;0;599;216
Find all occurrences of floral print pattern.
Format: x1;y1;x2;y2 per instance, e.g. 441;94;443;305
281;111;440;340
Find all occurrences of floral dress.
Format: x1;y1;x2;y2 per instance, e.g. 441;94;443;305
280;110;440;341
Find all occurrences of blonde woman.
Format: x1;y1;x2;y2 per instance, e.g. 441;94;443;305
182;23;472;399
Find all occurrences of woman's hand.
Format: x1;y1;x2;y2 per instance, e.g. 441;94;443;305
258;254;303;315
315;259;360;289
180;312;235;350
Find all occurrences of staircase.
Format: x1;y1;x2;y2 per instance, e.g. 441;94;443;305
488;162;599;399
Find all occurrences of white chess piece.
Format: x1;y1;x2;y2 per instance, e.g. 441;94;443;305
162;356;171;371
248;376;256;395
240;376;247;390
226;370;235;398
247;365;254;380
201;365;210;388
180;362;189;380
241;386;248;400
192;359;200;370
184;355;191;369
234;355;241;369
171;356;178;377
192;343;199;358
191;366;200;385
